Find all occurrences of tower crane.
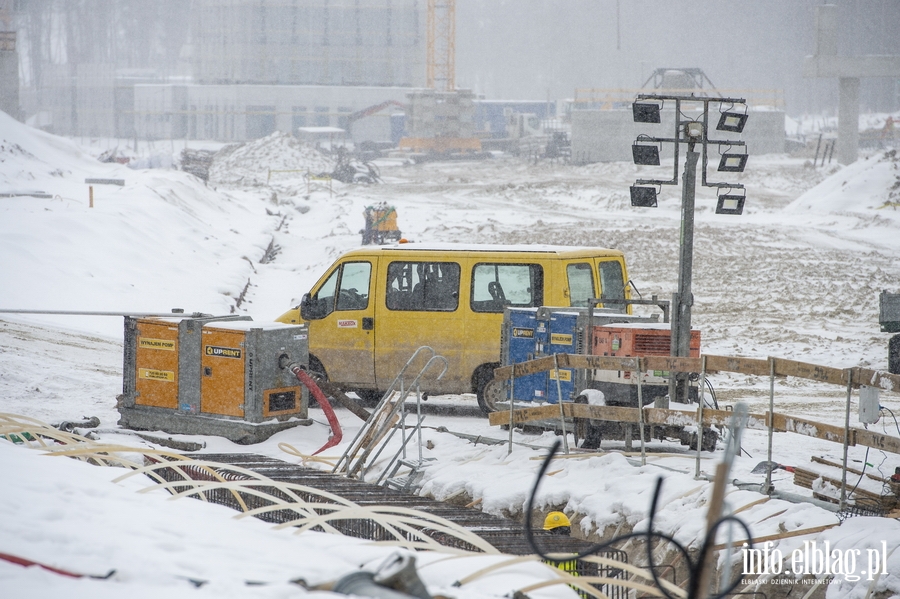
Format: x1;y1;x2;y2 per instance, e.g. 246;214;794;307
426;0;455;91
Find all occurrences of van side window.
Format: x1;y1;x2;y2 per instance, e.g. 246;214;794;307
386;261;460;312
309;261;371;317
598;260;625;312
335;262;371;311
566;263;596;307
471;263;543;313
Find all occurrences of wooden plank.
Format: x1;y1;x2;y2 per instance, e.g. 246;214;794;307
711;523;840;551
564;403;643;423
732;497;771;515
770;413;848;444
312;378;371;422
810;455;890;483
703;354;771;376
773;357;847;386
792;467;888;504
641;356;702;373
853;428;900;455
493;355;559;380
854;367;900;394
494;354;900;396
487;404;560;426
562;355;639;372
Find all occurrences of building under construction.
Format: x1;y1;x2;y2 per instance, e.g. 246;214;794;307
9;0;427;143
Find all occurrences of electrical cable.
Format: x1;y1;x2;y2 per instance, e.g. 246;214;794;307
524;439;753;599
881;405;900;436
847;445;870;499
703;378;718;410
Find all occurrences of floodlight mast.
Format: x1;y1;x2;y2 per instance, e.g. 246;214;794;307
630;93;748;408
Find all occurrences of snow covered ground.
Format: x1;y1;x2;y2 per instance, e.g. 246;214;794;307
3;109;900;598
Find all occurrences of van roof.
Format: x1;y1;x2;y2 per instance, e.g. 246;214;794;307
340;242;624;258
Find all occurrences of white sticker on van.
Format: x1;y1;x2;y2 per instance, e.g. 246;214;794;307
337;319;358;329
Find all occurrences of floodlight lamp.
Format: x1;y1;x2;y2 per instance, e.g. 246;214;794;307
633;102;661;123
717;111;748;133
630;185;658;207
718;151;748;173
685;121;703;140
716;190;746;215
632;138;660;166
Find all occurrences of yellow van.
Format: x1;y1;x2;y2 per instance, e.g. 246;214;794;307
276;243;631;412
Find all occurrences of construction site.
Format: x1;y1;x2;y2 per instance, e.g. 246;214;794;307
2;0;800;162
2;2;900;599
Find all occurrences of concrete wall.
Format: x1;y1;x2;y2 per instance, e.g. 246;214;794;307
571;108;786;164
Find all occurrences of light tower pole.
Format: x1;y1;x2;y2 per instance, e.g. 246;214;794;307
630;94;750;407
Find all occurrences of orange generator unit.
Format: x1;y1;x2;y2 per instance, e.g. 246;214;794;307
589;323;701;406
118;315;311;444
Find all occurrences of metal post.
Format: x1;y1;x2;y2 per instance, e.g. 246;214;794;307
695;355;707;478
840;369;853;510
553;354;569;455
763;357;775;495
668;145;699;406
89;185;94;208
507;369;515;455
665;292;679;409
637;358;646;466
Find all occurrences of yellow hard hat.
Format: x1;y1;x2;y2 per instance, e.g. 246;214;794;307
543;511;571;530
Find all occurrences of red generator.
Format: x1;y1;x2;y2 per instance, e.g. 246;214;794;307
588;323;701;406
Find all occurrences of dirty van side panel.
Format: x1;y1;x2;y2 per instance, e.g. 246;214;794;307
376;259;465;392
308;259;377;386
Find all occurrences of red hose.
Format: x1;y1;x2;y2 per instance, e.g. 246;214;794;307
291;366;343;455
0;551;114;579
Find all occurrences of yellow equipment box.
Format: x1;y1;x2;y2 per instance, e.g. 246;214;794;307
119;315;311;443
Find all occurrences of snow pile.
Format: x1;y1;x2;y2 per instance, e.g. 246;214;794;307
0;111;277;339
208;132;335;187
787;149;900;216
0;110;114;192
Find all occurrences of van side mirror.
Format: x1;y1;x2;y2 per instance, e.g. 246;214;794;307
300;293;326;320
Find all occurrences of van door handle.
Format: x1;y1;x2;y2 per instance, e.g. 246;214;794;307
362;317;374;330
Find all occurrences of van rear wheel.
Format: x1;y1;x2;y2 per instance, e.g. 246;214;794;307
477;378;506;415
473;362;502;415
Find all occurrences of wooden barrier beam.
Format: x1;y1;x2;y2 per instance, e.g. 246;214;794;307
853;428;900;455
487;403;900;455
492;353;900;394
772;358;847;387
703;354;771;376
559;355;639;372
769;413;848;444
494;355;560;380
641;356;702;374
854;367;900;393
487;404;561;426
